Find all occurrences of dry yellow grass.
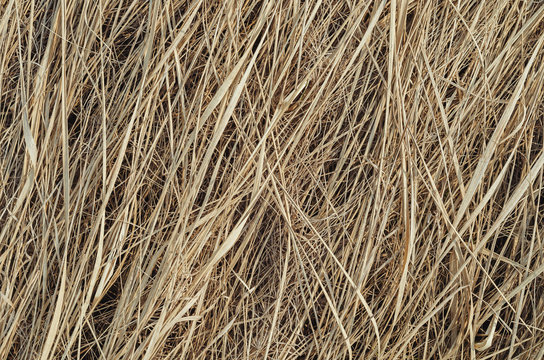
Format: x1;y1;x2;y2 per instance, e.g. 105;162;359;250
1;0;544;359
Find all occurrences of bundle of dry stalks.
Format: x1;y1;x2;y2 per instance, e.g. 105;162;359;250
1;0;544;358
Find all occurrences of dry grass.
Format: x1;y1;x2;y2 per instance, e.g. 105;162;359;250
1;0;544;358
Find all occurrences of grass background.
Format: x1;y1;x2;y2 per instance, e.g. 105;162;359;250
1;0;544;358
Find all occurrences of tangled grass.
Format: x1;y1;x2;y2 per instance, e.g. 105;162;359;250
1;0;544;358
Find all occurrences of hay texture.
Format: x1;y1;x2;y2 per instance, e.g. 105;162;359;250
1;0;544;358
